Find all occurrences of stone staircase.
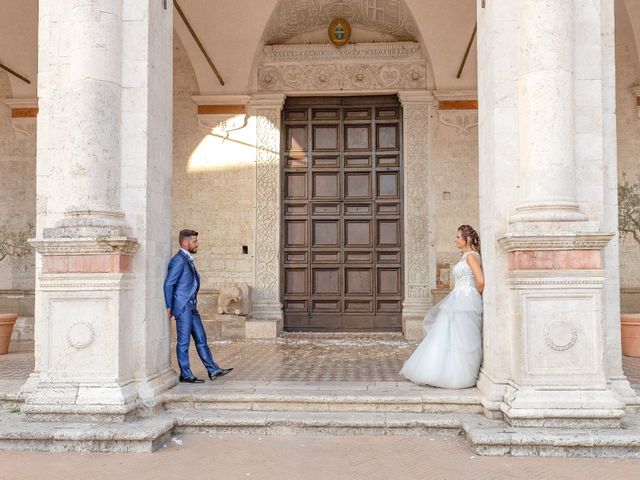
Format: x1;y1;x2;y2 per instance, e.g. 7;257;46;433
163;381;482;437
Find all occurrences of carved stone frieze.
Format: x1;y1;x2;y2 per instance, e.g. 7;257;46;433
258;62;426;93
264;0;419;44
263;42;420;63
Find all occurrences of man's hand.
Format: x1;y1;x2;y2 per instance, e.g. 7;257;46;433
167;308;173;320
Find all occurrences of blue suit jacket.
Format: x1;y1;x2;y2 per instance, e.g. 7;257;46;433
164;250;200;318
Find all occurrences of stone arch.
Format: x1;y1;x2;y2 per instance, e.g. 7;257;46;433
263;0;421;44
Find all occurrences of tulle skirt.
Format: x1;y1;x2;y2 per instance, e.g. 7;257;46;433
400;286;483;389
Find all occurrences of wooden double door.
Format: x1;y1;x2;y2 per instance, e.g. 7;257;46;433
281;96;403;331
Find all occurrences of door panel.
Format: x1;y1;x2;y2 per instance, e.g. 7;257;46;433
282;96;403;331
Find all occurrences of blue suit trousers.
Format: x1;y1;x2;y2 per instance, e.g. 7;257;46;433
175;306;219;378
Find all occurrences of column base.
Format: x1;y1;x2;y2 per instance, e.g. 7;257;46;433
609;376;640;410
45;210;132;238
245;318;282;339
509;202;588;223
22;381;139;423
402;297;431;340
476;370;510;419
501;385;625;428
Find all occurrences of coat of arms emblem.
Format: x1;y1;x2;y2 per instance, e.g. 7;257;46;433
328;18;351;47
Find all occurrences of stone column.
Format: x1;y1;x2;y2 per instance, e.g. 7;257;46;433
478;0;627;428
398;91;435;340
47;0;130;237
510;0;586;224
25;0;174;421
246;94;286;338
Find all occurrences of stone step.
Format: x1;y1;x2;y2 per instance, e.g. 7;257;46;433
463;413;640;458
162;382;483;414
0;412;174;453
173;409;464;436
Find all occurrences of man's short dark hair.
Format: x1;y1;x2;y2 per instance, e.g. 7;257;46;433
179;229;198;245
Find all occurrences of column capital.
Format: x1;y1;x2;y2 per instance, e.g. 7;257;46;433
248;93;286;111
397;90;435;105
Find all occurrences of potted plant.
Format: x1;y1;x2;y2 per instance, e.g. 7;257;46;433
0;219;33;355
619;176;640;357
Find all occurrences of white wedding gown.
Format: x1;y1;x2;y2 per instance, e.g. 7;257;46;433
400;251;483;388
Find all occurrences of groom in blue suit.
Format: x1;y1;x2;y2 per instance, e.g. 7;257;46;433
164;229;233;383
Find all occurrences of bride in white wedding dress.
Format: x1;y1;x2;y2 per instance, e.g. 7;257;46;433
400;225;484;389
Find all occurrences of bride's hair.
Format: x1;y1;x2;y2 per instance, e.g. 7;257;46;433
458;224;481;254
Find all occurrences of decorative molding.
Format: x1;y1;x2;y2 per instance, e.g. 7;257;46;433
433;90;477;102
192;95;250;136
66;322;96;350
402;100;431;302
253;106;282;313
4;98;38;138
544;320;578;352
30;237;140;256
263;42;421;63
507;270;606;289
436;109;478;137
257;62;426;93
498;233;614;252
264;0;419;44
38;273;135;291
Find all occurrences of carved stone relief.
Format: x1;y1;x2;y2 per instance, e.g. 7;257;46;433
254;109;281;309
402;101;431;302
265;0;418;44
437;110;478;137
258;62;426;93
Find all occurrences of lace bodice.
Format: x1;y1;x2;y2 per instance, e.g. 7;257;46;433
452;251;480;289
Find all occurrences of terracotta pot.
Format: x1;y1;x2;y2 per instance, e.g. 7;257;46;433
0;313;17;355
621;314;640;358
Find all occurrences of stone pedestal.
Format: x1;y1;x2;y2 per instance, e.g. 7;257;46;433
498;234;624;428
25;239;141;422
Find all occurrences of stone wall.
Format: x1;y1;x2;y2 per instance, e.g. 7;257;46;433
616;4;640;313
430;109;479;291
171;36;255;309
0;70;36;341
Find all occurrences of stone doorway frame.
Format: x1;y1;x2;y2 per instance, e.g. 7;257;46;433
248;43;435;339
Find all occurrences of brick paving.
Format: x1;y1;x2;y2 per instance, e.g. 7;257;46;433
0;433;638;479
2;335;640;388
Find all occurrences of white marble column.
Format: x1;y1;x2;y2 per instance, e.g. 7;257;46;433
246;94;285;338
510;0;586;224
398;91;435;340
25;0;175;421
478;0;629;428
47;0;130;237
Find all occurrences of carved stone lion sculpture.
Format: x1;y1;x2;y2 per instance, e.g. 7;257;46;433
217;285;244;315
